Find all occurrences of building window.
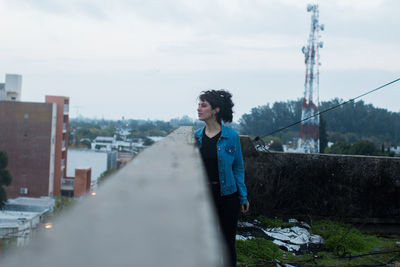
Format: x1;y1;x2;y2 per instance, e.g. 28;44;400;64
24;113;29;119
24;133;28;138
20;188;28;195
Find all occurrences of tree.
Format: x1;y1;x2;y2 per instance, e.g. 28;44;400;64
239;98;400;146
325;141;351;155
348;140;378;156
268;138;284;152
170;115;194;126
326;140;379;156
80;139;92;149
143;137;155;146
239;100;302;137
0;151;12;208
319;115;328;153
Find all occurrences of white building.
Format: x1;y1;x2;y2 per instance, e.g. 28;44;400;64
0;197;54;247
390;146;400;155
91;136;115;151
0;211;42;247
0;83;5;100
91;135;133;152
4;197;55;213
0;74;22;101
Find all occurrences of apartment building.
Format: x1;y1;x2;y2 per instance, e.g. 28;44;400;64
45;96;70;197
0;101;58;197
0;95;74;197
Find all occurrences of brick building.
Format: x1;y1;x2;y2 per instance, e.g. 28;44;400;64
0;79;92;198
45;96;70;197
0;95;91;198
0;101;58;197
71;168;91;198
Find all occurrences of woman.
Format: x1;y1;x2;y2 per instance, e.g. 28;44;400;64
194;89;249;267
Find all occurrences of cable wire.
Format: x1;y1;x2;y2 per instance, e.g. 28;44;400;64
256;76;400;139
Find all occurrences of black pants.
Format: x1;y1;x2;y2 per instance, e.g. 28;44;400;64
210;185;240;267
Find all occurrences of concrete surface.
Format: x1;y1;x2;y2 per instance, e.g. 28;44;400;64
1;126;226;267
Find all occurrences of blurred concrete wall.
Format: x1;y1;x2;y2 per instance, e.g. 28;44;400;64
1;127;226;267
241;136;400;222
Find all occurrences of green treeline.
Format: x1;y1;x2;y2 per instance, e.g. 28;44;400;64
69;119;176;141
70;99;399;155
239;98;400;148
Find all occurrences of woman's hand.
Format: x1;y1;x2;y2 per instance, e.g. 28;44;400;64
240;202;250;213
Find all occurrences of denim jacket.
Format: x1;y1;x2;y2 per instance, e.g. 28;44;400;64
194;124;248;204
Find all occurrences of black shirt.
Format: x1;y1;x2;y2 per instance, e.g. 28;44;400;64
200;130;221;183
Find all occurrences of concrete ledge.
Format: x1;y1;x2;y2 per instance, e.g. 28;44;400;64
1;126;225;267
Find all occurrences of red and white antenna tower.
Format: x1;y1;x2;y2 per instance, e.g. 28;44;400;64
298;4;324;153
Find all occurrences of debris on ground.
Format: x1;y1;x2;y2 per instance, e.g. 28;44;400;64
236;218;324;254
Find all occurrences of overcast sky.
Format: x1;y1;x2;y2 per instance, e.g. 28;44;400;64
1;0;399;121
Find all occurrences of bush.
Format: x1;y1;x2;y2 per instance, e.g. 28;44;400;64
310;220;384;256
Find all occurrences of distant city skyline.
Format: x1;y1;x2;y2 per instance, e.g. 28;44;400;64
1;0;399;121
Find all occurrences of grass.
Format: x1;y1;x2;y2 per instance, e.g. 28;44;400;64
314;250;400;266
236;219;400;266
54;196;76;212
309;220;399;266
236;238;283;266
310;220;394;256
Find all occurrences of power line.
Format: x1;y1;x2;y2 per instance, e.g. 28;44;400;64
256;76;400;139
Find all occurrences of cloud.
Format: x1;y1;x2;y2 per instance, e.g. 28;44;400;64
1;0;399;75
3;0;107;19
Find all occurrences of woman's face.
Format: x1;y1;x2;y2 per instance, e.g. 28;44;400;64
197;100;217;122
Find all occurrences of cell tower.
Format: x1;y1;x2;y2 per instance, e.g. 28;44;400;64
297;4;324;153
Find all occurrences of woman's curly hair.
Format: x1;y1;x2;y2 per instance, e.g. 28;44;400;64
199;89;234;123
